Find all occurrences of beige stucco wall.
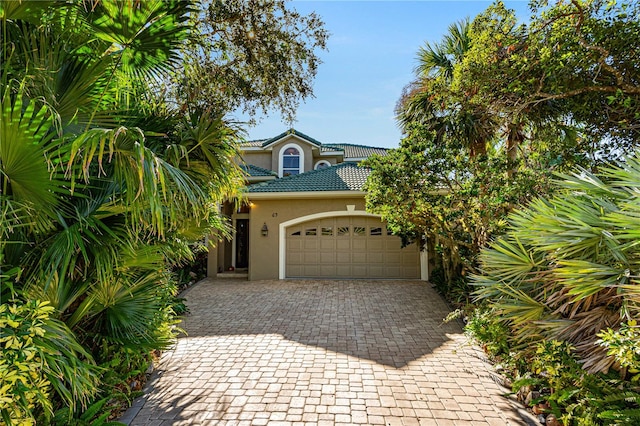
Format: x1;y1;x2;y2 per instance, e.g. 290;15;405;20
247;196;368;280
242;151;272;171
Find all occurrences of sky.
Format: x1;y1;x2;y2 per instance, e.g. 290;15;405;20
242;0;532;148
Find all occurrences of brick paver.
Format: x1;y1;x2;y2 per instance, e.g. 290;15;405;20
124;279;528;425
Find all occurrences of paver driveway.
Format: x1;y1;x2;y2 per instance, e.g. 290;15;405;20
124;278;529;425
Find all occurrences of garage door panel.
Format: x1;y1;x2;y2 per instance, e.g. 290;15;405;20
336;264;351;276
288;239;302;250
368;239;384;250
369;265;384;276
288;252;302;264
352;239;366;250
352;265;367;278
320;239;334;250
386;252;402;264
304;252;317;263
303;265;318;276
286;216;419;279
352;251;367;263
385;239;402;250
319;265;335;276
287;265;302;276
336;239;350;250
385;266;401;277
403;266;420;279
303;240;318;250
319;251;335;263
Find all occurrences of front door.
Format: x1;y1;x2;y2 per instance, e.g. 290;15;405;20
235;219;249;269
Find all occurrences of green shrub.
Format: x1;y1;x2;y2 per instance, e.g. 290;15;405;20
597;322;640;381
464;307;510;359
0;300;54;425
0;299;100;426
512;340;640;426
473;152;640;373
50;397;125;426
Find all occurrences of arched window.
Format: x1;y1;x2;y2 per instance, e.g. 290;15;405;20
279;144;303;177
314;160;331;170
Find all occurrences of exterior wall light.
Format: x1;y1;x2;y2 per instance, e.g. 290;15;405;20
261;223;268;237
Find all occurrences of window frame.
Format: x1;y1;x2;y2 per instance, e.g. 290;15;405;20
314;160;331;170
278;143;304;177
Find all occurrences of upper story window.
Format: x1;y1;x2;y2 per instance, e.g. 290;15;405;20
314;160;331;170
279;143;304;177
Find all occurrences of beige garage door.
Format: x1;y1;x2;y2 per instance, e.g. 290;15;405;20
285;216;420;279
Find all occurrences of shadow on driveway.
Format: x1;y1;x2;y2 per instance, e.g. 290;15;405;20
122;279;533;425
181;279;461;368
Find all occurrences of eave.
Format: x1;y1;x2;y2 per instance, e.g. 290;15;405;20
247;190;366;200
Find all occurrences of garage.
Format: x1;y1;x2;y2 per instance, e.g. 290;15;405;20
285;216;420;279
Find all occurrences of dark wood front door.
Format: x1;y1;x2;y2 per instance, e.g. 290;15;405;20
235;219;249;269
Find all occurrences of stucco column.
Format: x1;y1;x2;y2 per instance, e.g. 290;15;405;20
420;235;429;281
206;234;218;278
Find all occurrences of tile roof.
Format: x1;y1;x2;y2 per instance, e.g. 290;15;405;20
261;129;323;147
240;164;277;177
324;144;388;159
320;145;343;153
248;163;370;193
240;139;266;147
240;130;389;161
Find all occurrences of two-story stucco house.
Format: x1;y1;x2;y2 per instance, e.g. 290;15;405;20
207;129;429;281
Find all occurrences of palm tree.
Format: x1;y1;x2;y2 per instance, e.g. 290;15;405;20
1;0;243;418
416;18;471;81
399;18;497;158
473;152;640;374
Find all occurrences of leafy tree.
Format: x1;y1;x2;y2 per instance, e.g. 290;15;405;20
364;126;548;291
173;0;329;122
459;0;640;152
366;0;640;292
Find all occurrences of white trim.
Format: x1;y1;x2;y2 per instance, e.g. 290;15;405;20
263;135;291;148
278;142;304;177
319;151;344;156
249;190;366;200
240;146;264;151
263;133;321;149
278;210;382;279
231;219;237;268
314;160;331;170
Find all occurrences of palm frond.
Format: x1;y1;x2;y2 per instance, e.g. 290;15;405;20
0;84;64;210
68;268;175;349
36;317;100;413
86;0;194;82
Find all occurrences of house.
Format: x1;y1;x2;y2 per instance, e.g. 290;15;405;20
207;129;429;281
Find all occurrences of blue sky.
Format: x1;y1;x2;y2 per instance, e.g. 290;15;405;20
243;1;531;147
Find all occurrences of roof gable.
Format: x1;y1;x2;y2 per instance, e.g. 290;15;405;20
261;129;323;148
